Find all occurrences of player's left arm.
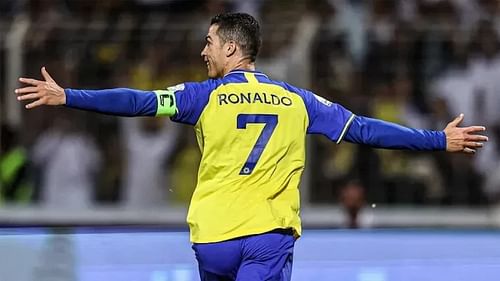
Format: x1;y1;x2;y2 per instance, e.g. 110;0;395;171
15;67;176;117
344;114;487;154
300;89;487;154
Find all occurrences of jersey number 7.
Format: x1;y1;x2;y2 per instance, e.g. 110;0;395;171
237;114;278;175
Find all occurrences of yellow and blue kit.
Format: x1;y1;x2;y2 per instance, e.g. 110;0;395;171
65;69;445;280
65;69;446;243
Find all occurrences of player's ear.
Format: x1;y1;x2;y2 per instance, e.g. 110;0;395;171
225;40;237;57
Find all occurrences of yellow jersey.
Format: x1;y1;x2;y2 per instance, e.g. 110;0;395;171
166;70;354;243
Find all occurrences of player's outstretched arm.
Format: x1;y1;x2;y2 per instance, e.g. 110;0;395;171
15;67;176;117
343;114;487;154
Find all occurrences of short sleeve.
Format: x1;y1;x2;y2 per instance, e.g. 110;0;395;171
301;91;355;143
169;80;218;125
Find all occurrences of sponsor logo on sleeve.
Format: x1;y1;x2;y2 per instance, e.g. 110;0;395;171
167;83;185;92
313;94;333;106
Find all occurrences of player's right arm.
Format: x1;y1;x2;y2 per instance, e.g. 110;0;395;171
15;67;176;117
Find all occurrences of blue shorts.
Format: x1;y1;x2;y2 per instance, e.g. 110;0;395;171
192;229;295;281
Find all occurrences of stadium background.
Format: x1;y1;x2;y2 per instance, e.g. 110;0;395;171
1;0;500;280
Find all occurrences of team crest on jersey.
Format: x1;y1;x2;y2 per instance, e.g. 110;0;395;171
167;83;185;92
314;94;333;106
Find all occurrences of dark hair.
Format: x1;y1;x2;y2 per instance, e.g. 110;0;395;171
210;13;261;62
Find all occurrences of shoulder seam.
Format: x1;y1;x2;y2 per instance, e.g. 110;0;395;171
194;80;225;126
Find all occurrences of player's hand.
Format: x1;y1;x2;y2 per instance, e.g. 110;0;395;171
15;66;66;109
444;113;488;154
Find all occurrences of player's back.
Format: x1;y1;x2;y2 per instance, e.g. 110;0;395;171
171;70;354;243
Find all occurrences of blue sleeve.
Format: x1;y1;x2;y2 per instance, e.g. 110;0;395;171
65;88;157;116
294;87;354;143
344;116;447;150
170;80;218;125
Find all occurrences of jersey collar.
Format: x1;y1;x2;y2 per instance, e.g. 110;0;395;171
223;69;268;78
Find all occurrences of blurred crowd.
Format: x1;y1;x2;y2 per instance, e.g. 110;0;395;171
2;0;500;212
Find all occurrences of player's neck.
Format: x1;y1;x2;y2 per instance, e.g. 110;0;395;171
224;59;255;75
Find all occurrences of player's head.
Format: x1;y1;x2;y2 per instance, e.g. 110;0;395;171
201;13;261;78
